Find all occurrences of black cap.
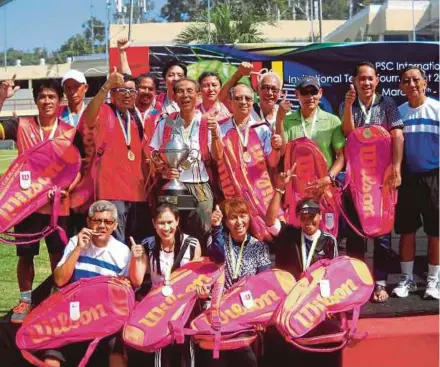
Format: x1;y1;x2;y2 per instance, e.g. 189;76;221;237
296;198;321;216
297;76;321;91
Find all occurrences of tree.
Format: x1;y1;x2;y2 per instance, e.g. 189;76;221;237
113;0;155;23
174;3;266;44
161;0;205;22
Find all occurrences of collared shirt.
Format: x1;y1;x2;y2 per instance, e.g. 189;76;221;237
399;97;439;173
220;117;273;157
150;110;215;183
251;103;279;131
339;93;404;132
208;225;271;290
283;107;346;169
57;235;131;283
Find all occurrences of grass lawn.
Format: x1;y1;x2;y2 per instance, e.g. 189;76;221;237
0;149;52;316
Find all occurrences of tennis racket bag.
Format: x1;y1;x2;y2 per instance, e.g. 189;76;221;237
16;276;135;367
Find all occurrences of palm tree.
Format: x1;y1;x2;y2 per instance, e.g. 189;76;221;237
174;3;266;44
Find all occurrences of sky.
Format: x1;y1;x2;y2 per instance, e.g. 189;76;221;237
0;0;164;52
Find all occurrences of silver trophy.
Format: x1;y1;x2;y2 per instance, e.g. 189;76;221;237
159;133;190;194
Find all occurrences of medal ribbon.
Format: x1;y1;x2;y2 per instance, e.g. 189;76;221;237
116;110;132;149
358;94;376;125
300;110;318;140
37;117;58;142
135;98;156;127
301;230;321;271
228;234;247;279
233;118;251;149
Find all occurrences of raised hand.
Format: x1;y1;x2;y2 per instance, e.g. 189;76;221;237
105;66;124;90
130;236;145;259
278;91;292;115
0;76;20;103
275;163;296;190
237;62;254;77
207;110;220;136
345;84;356;107
211;205;223;226
117;37;133;51
77;228;97;250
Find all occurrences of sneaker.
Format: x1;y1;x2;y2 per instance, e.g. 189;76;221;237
10;300;32;324
424;277;439;300
392;274;417;298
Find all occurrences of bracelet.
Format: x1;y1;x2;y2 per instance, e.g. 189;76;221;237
275;188;285;195
327;172;336;185
101;86;109;93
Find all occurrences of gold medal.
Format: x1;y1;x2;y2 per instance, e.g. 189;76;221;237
127;150;136;161
243;151;251;163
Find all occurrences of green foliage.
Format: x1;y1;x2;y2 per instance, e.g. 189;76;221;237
174;3;266;44
113;0;155;23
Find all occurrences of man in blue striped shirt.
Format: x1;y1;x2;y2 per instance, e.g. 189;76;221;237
393;66;439;300
54;200;131;286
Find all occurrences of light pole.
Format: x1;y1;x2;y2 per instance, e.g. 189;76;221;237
207;0;211;44
0;0;15;69
412;0;416;41
128;0;134;40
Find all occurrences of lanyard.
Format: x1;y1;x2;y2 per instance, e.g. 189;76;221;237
66;103;85;127
300;110;318;140
228;234;247;279
200;101;220;115
259;103;278;130
179;114;198;144
358;94;376;125
233;118;250;149
116;110;131;148
36;117;58;142
301;230;321;271
135;99;156;127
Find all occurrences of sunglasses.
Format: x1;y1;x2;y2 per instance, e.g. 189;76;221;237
90;219;116;226
112;87;138;96
299;89;319;96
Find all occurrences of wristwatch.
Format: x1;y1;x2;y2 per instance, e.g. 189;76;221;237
275;188;285;195
327;172;336;185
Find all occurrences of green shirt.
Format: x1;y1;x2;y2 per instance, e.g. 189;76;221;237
283;107;346;168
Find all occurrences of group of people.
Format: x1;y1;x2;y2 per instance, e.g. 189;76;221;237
0;40;438;366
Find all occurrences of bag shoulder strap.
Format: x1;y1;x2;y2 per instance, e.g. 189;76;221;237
171;236;194;271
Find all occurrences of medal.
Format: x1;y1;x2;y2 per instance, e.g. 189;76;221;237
181;160;192;170
161;285;173;297
127;150;135;161
243;151;251;163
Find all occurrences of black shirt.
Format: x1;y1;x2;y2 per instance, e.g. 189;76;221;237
272;221;338;280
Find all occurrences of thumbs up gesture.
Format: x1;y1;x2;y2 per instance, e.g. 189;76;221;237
345;83;356;107
130;236;145;259
106;66;124;90
211;205;223;227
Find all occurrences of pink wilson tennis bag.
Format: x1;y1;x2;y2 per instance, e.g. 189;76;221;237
189;269;296;358
16;276;135;367
275;256;374;352
342;126;397;237
123;258;223;352
0;138;81;244
284;138;340;237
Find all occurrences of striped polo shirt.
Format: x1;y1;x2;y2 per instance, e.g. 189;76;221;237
57;235;131;282
399;97;439;173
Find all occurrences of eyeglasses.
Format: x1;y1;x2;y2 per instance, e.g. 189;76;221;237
401;77;422;85
261;85;280;94
299;89;319;96
112;87;138;96
90;219;116;226
233;95;253;102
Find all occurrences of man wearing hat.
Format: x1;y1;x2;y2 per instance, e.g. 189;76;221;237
59;70;89;128
275;75;346;192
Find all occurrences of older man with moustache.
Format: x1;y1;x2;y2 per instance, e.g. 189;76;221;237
81;68;146;244
150;77;223;250
392;66;439;300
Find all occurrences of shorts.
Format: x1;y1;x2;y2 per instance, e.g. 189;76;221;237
395;169;439;237
14;213;68;257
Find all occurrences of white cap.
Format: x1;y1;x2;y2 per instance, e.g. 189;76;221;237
61;70;87;86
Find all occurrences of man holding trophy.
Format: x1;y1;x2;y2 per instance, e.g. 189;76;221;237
150;78;223;251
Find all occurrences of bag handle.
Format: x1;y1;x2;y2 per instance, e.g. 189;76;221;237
21;337;102;367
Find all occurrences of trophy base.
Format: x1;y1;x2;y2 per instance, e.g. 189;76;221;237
158;194;196;210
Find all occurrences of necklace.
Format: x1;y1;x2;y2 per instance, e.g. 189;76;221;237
300;230;321;271
36;117;58;142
